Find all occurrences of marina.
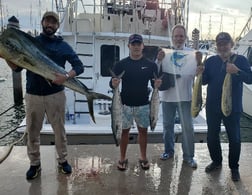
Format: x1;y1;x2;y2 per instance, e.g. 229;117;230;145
0;1;252;194
0;143;252;195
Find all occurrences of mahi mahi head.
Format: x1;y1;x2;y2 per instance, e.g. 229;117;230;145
0;28;111;123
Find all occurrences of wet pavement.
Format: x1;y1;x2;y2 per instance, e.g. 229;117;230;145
0;143;252;195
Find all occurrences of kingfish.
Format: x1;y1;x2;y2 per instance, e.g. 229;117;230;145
221;73;232;116
0;28;111;123
150;74;160;131
110;70;124;146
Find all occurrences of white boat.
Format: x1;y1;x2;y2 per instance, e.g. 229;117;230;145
18;0;210;144
233;10;252;118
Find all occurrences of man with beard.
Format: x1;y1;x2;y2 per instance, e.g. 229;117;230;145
202;32;252;181
7;11;84;180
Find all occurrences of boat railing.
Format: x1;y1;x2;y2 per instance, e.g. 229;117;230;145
57;0;186;37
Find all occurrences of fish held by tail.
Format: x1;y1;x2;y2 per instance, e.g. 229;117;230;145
150;73;160;131
109;70;125;146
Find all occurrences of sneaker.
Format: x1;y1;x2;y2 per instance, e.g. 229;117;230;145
160;152;174;160
205;162;222;173
58;161;72;174
26;164;41;180
184;159;197;169
231;169;240;181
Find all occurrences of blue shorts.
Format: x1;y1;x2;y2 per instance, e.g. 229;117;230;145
122;104;150;129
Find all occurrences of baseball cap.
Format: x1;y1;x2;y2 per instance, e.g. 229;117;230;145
42;11;59;24
128;34;143;44
216;32;232;44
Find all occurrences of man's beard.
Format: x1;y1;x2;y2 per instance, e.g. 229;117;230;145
42;26;57;36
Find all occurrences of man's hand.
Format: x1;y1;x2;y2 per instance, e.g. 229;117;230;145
226;62;240;74
52;72;68;85
6;60;18;70
156;49;165;62
111;77;121;88
195;51;203;65
154;78;162;89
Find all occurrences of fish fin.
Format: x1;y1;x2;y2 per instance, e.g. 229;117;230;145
87;92;112;123
109;69;125;79
87;95;95;123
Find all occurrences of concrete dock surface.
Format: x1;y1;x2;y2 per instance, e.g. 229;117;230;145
0;143;252;195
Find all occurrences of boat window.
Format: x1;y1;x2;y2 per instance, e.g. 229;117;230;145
101;45;120;77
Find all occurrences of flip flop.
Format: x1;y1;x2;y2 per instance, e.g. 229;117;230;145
117;159;128;171
139;159;150;170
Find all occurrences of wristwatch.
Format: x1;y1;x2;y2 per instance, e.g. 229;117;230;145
65;73;70;79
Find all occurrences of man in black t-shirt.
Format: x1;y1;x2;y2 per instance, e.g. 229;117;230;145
110;34;161;171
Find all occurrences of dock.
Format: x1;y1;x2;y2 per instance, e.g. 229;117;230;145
0;143;252;195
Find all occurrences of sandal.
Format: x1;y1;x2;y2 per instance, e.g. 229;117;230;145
117;159;128;171
139;159;150;170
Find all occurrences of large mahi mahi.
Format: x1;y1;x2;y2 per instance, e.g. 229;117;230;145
221;73;232;116
0;28;112;123
191;72;202;118
221;55;237;117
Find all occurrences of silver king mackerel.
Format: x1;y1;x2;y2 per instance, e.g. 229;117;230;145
110;70;124;146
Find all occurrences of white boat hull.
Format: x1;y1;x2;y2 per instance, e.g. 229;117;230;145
243;83;252;118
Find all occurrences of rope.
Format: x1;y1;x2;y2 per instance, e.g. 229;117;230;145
0;105;15;117
0;130;27;164
0;125;26;140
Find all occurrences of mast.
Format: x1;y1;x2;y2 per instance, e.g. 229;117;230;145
0;0;3;32
236;7;252;41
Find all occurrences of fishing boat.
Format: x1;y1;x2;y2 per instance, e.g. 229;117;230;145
18;0;210;144
233;10;252;118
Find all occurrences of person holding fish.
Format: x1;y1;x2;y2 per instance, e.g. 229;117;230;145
110;34;162;171
201;32;252;181
5;11;84;180
157;24;202;169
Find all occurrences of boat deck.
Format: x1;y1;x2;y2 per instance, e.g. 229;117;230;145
1;143;252;195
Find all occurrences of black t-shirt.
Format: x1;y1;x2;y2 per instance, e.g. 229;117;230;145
111;56;158;106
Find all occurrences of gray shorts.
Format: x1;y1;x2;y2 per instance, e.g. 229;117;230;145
122;104;150;129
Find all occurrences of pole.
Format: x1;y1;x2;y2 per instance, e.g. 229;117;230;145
12;71;23;105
